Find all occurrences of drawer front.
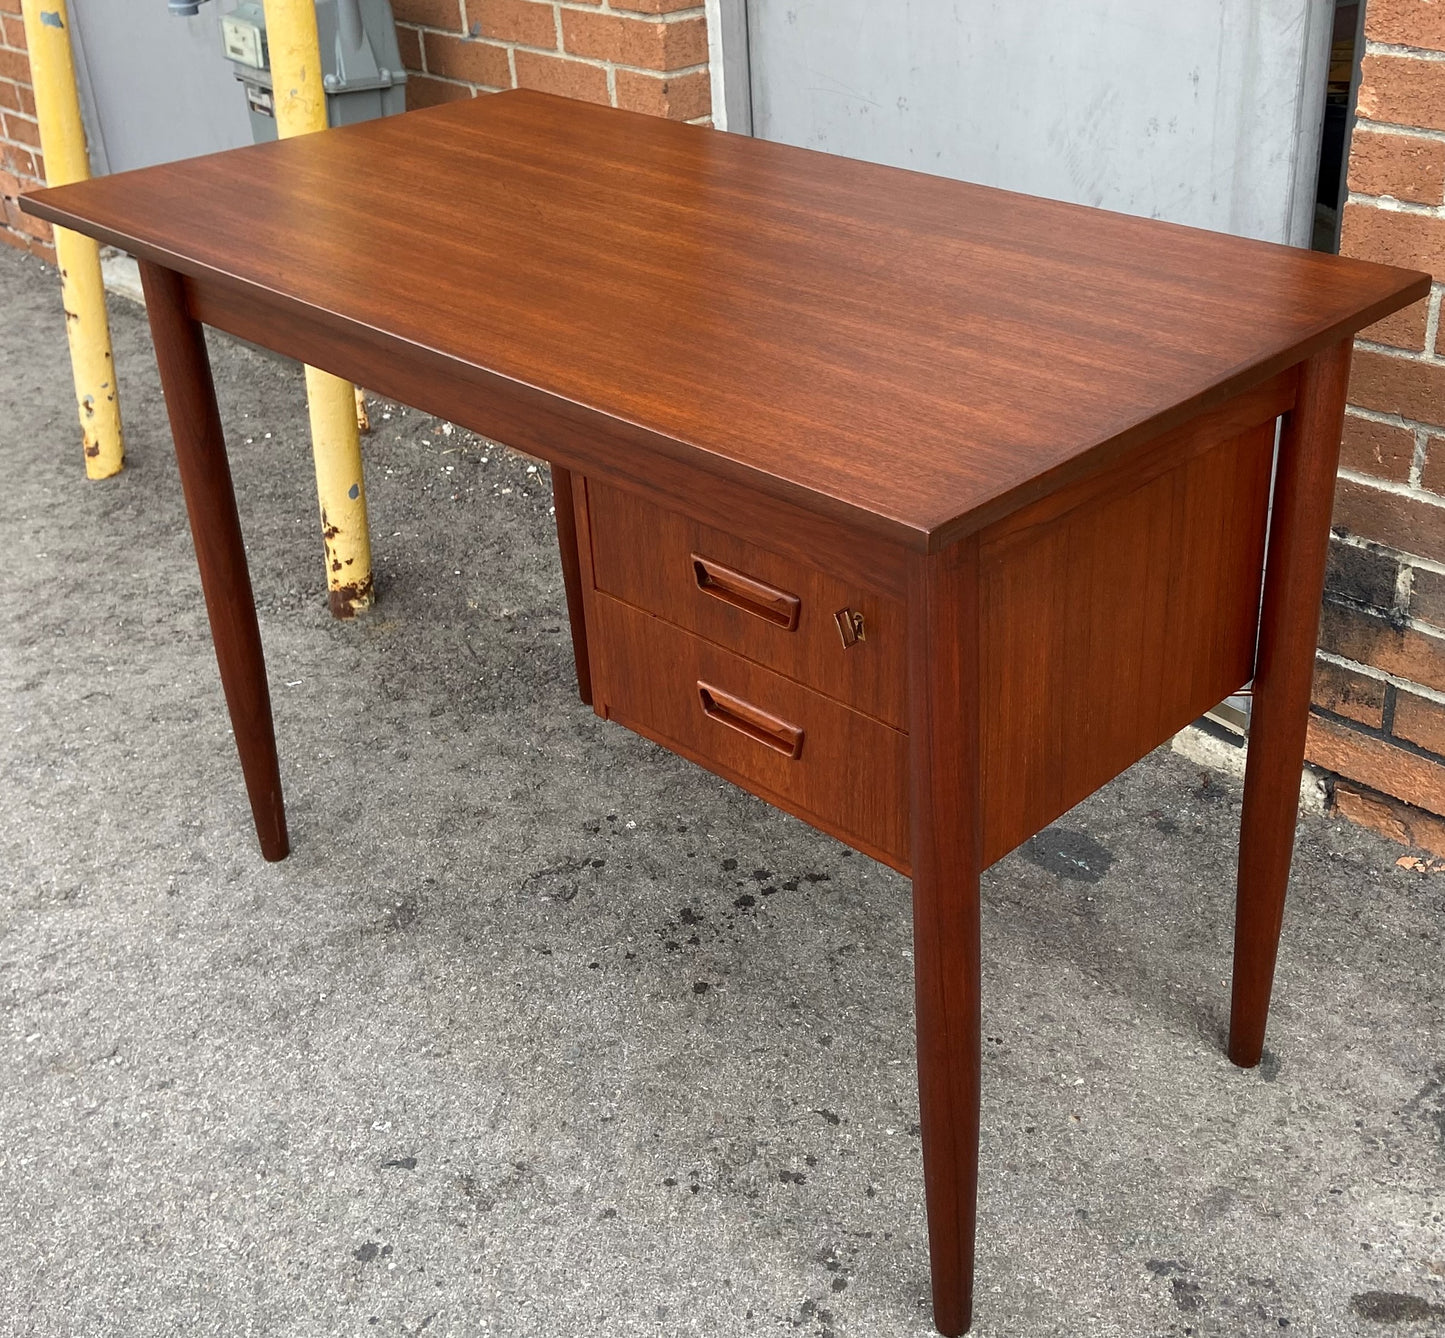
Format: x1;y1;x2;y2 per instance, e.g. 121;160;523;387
593;593;910;871
586;479;907;729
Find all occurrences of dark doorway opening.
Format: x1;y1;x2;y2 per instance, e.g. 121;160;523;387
1313;0;1366;253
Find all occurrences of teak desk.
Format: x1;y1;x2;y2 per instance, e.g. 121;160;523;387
24;91;1427;1334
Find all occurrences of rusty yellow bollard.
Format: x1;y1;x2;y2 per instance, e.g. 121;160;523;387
264;0;373;616
21;0;123;479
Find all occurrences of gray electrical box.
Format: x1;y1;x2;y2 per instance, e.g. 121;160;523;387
217;0;407;141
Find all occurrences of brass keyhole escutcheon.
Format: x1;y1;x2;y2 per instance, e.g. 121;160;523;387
835;608;865;647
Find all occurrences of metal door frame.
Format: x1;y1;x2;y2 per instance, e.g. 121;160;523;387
704;0;751;134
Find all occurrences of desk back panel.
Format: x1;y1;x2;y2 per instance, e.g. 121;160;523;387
978;413;1278;866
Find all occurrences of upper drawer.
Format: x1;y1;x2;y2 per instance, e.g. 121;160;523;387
585;479;908;729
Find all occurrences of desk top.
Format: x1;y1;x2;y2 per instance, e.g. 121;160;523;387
24;90;1428;550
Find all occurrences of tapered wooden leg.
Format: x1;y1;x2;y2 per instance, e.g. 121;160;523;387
1229;341;1352;1066
138;261;289;862
908;538;983;1336
551;464;592;706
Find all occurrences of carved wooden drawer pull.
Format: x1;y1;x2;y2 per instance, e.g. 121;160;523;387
692;554;801;629
697;682;805;759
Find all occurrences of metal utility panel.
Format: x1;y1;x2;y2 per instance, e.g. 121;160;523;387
68;0;253;175
745;0;1334;246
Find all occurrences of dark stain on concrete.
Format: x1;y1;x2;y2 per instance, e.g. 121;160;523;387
1022;826;1115;883
1401;1065;1445;1145
1351;1291;1445;1322
382;897;419;931
1171;1278;1203;1312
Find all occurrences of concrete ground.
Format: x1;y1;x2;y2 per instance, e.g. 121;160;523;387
1;241;1442;1338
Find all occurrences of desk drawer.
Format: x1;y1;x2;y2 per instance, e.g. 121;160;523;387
592;592;910;871
586;479;907;729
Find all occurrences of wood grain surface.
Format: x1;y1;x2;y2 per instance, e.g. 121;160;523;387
1230;341;1355;1067
21;90;1428;551
589;591;910;870
586;477;908;728
137;261;289;862
907;538;983;1336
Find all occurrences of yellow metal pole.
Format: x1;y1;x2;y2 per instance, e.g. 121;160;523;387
264;0;374;616
21;0;123;479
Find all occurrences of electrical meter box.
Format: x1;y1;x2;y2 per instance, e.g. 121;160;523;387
220;7;267;70
222;0;407;141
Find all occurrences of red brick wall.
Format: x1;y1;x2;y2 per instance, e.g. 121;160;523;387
393;0;711;122
0;0;52;262
1311;0;1445;851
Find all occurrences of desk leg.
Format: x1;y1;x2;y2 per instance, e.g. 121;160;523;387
1229;340;1351;1067
551;464;592;706
138;261;289;863
908;539;982;1337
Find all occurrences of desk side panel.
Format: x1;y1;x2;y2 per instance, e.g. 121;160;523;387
979;413;1277;866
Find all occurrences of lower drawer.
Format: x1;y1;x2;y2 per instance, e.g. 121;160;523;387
591;593;910;871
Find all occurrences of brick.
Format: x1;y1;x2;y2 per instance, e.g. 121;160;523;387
1;13;25;49
472;0;556;49
1332;780;1445;854
513;50;609;104
0;0;20;15
1365;0;1445;52
1;140;38;181
1313;658;1388;727
1307;713;1445;812
614;67;710;119
1333;476;1445;562
1422;438;1445;493
1361;295;1431;351
1358;54;1445;132
395;23;423;72
21;232;51;264
422;33;512;87
1341;414;1417;481
1;110;38;149
392;0;464;30
1349;129;1445;205
1341;202;1445;274
0;44;28;83
561;9;707;70
1320;599;1445;692
1411;565;1445;625
2;192;47;240
1394;690;1445;753
405;74;475;109
1348;348;1445;425
1325;539;1400;610
609;0;704;12
0;77;32;117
